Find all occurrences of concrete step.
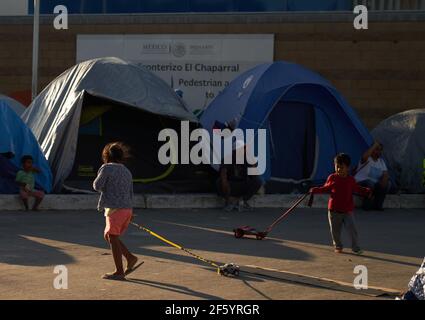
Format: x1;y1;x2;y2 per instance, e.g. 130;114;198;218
0;194;424;211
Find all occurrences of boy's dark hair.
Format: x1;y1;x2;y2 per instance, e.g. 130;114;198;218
334;153;351;167
21;155;33;164
102;142;130;164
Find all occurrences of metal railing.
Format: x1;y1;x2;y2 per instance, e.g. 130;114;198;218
353;0;425;10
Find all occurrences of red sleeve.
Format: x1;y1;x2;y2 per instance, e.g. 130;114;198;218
352;178;371;197
311;175;335;194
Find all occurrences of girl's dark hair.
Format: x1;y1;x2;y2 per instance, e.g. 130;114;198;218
102;142;130;164
334;153;351;167
21;155;33;164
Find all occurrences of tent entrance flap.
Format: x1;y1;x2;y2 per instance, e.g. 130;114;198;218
70;105;177;182
67;95;216;193
269;101;316;181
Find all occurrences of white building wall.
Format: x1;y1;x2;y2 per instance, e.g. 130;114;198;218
0;0;28;16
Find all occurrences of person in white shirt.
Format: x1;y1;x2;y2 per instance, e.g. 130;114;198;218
400;257;425;300
354;141;390;211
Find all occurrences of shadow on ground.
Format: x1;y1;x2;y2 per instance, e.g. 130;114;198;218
0;208;423;269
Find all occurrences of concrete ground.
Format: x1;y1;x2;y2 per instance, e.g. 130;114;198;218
0;208;423;300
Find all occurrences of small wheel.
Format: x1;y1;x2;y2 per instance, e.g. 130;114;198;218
222;270;229;277
233;270;240;277
256;235;263;240
234;229;244;239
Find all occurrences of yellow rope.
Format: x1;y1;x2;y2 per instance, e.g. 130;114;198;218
130;221;220;273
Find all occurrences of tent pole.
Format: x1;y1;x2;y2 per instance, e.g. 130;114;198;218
32;0;40;101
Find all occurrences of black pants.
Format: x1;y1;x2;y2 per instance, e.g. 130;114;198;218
216;176;262;201
359;180;388;210
402;290;418;300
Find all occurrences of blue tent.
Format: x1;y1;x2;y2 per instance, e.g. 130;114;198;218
200;61;373;186
0;94;26;116
0;101;52;194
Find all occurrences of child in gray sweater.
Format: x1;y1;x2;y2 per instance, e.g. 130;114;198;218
93;142;140;281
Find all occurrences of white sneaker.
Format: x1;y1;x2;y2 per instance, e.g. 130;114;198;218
238;201;254;212
224;204;237;212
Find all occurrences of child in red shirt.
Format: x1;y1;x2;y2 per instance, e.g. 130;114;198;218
310;153;372;254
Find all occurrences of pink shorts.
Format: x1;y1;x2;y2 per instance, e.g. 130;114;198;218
20;189;45;200
104;208;133;237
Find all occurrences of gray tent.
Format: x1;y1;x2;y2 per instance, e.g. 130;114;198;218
372;109;425;193
22;57;197;192
0;94;26;116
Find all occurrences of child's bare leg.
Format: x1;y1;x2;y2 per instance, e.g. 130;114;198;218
118;240;138;270
118;239;134;259
19;190;29;210
32;197;43;211
22;198;29;211
108;235;125;275
32;191;44;211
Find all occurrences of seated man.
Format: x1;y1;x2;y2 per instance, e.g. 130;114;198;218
216;141;262;212
400;257;425;300
354;141;390;211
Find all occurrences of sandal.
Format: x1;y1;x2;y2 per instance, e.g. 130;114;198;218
125;261;144;276
101;273;126;281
